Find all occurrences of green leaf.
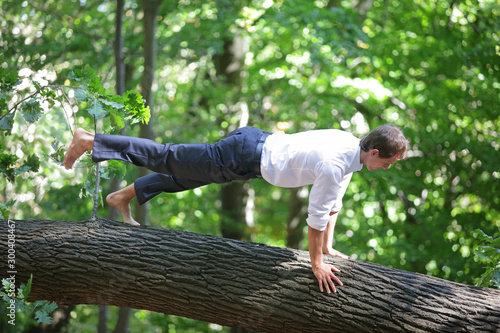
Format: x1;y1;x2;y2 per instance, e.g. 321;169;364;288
474;229;500;288
15;299;31;312
15;154;40;175
123;91;150;124
74;89;88;102
2;278;13;293
88;100;107;119
24;154;40;172
88;73;105;95
50;139;65;165
107;160;127;179
100;98;124;110
21;274;33;300
21;98;43;123
0;68;21;91
0;200;14;219
107;108;125;131
69;68;85;82
35;310;52;324
42;301;58;314
493;271;500;288
14;165;31;175
0;152;19;181
0;113;15;135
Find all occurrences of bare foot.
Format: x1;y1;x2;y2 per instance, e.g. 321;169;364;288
64;128;95;170
106;191;140;226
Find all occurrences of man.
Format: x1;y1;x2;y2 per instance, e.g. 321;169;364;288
64;124;408;294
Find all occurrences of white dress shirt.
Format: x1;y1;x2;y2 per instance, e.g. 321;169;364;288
260;129;363;231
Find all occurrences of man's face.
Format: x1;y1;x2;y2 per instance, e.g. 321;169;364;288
365;150;401;171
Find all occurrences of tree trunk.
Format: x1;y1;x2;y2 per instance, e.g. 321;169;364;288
213;35;251;242
103;1;132;331
286;187;308;250
134;0;161;226
2;219;499;333
113;307;132;333
98;305;107;333
221;182;250;241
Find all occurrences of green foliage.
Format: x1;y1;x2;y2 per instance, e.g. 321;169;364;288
1;65;150;137
69;67;150;132
49;139;65;165
474;229;500;289
0;274;57;326
0;66;21;93
1;64;150;217
0;142;39;182
0;200;14;219
0;113;14;135
0;151;18;182
20;98;42;123
123;91;151;125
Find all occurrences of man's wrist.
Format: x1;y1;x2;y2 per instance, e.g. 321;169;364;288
311;261;324;271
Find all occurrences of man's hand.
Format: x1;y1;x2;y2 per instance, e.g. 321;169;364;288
308;226;344;294
312;262;343;294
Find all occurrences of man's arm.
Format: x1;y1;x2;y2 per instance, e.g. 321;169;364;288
308;226;343;294
322;212;350;259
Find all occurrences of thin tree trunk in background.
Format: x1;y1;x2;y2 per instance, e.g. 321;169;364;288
107;0;126;233
135;0;162;226
113;307;132;333
98;305;108;333
114;0;125;98
286;186;308;250
102;1;131;331
213;35;251;242
220;182;249;240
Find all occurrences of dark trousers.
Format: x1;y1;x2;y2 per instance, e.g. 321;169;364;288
92;126;270;205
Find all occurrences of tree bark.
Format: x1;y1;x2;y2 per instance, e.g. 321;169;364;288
135;0;162;225
213;35;251;242
221;182;250;240
286;187;308;250
1;219;499;333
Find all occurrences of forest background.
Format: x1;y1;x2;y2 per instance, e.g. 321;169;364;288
0;0;499;332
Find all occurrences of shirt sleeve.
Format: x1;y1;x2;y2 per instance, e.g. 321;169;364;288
330;172;353;213
306;162;345;231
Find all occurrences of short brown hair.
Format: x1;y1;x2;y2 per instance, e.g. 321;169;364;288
360;124;409;159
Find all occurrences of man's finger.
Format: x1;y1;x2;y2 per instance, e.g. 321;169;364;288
327;278;337;293
332;274;344;286
333;250;350;259
324;281;332;294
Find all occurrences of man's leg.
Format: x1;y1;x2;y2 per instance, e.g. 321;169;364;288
63;129;138;225
63;127;268;224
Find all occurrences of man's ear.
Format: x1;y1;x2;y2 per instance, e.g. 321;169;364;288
370;149;379;157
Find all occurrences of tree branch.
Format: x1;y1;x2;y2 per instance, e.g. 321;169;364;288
1;83;85;122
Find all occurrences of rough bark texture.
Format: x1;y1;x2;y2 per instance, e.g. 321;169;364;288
1;219;499;333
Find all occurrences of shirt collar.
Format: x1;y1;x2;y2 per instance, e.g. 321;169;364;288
346;146;363;174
